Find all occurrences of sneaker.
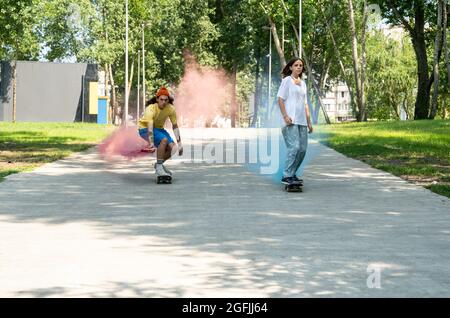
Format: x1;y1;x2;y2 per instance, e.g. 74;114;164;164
162;164;172;176
154;162;172;176
155;163;169;176
281;177;293;185
292;176;303;184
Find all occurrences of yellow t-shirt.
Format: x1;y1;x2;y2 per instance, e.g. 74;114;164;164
138;103;177;129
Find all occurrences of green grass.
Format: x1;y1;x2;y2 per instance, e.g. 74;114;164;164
315;120;450;198
0;122;115;181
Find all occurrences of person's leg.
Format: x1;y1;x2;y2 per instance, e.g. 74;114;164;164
282;125;301;179
153;129;169;176
158;142;175;174
154;128;174;160
159;129;175;161
154;128;176;176
157;138;169;160
163;142;174;161
160;142;175;176
155;139;169;177
293;125;308;178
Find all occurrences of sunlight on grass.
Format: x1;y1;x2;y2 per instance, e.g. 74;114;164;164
0;122;115;181
315;120;450;198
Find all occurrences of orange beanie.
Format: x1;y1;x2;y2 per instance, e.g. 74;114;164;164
156;87;170;97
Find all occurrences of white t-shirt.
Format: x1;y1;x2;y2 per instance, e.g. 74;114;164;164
276;76;308;127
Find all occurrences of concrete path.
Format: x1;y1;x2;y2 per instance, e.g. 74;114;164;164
0;128;449;297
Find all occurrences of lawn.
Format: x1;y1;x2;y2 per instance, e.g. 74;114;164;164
315;120;450;198
0;122;115;181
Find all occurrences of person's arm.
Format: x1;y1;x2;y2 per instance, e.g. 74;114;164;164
143;106;156;148
173;124;183;155
278;97;293;126
277;78;292;126
169;109;183;156
147;121;155;147
305;98;313;133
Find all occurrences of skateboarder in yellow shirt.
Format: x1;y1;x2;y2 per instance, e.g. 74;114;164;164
138;87;183;181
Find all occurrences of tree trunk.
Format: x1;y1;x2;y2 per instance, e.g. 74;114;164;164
279;0;299;57
12;60;17;123
413;38;431;119
307;88;318;125
319;59;331;92
429;0;445;119
316;60;331;125
444;0;450;93
347;0;364;121
230;63;237;127
268;16;286;67
402;96;410;120
109;64;119;125
360;0;368;121
387;0;433;120
291;38;299;57
442;95;447;119
102;13;113;124
391;95;400;118
251;46;261;127
302;48;331;124
412;1;431;119
313;94;321;124
104;63;111;123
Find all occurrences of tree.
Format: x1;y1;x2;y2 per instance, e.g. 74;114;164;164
0;0;40;122
445;0;450;95
318;0;358;120
429;0;446;119
212;0;255;127
34;0;90;61
373;0;441;119
365;31;416;120
347;0;369;121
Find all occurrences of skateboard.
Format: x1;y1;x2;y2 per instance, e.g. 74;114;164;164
284;181;303;192
140;145;156;153
156;175;172;184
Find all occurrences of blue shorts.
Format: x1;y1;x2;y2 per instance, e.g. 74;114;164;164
139;128;174;147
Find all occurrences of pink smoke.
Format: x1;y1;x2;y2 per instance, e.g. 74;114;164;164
173;52;231;127
98;125;155;160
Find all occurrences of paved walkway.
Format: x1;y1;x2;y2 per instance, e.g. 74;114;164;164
0;128;449;297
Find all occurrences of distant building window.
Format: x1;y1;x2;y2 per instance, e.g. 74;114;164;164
341;91;345;98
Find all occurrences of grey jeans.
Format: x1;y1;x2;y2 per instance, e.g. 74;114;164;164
281;124;308;178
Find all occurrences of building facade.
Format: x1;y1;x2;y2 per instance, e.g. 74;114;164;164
322;82;354;122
